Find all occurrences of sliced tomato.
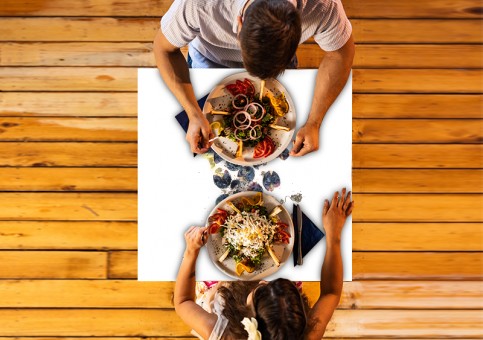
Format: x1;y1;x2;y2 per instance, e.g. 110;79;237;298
225;84;240;96
243;78;255;96
253;139;268;158
208;223;221;234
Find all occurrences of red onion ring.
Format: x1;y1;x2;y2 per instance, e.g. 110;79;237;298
249;125;262;140
233;128;251;141
233;111;251;129
232;94;248;109
244;102;265;122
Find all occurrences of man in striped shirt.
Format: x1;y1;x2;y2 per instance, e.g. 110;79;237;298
154;0;354;156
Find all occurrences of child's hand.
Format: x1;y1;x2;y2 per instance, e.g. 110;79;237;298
322;188;353;242
184;226;209;254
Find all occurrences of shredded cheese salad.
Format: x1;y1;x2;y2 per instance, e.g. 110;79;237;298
207;192;291;276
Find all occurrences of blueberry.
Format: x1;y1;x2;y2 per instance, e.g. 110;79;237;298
215;193;229;204
247;182;263;192
262;171;281;191
237;166;255;182
279;148;290;160
225;161;241;171
213;152;223;164
213;170;232;189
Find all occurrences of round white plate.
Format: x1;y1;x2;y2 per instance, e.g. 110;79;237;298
202;71;296;166
206;191;294;280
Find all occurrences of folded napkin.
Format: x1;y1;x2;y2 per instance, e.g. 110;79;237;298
292;204;324;266
175;95;209;156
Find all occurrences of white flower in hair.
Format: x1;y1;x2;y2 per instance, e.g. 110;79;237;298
241;317;262;340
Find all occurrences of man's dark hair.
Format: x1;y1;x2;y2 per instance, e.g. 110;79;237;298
240;0;301;79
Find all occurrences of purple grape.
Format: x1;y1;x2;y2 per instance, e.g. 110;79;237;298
213;152;223;164
226;161;241;171
230;179;241;189
215;193;229;204
262;171;281;191
247;182;263;192
213;170;232;189
237;166;255;182
279;148;290;160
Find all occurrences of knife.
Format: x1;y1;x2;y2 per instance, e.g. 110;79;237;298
296;204;303;265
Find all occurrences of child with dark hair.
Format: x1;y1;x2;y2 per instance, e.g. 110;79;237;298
174;189;353;339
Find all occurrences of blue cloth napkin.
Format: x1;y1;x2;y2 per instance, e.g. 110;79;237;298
292;204;325;266
175;94;209;157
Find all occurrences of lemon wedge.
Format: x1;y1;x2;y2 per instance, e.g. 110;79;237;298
210;121;224;136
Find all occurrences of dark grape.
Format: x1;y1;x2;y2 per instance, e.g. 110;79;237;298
215;193;229;204
237;166;255;182
247;182;263;192
225;161;242;171
213;152;223;164
262;171;281;191
213;170;232;189
278;148;290;160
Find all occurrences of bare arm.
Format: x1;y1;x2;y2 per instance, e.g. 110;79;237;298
153;30;213;153
174;226;217;339
305;189;353;339
291;35;354;157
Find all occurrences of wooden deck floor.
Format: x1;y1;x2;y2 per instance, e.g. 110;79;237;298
0;0;482;338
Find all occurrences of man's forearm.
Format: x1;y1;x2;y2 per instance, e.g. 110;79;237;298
306;36;354;128
320;234;343;296
153;32;202;119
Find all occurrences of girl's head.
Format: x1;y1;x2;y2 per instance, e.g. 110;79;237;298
218;279;308;339
250;278;307;339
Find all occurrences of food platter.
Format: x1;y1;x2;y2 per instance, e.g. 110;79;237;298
203;72;296;166
206;191;294;280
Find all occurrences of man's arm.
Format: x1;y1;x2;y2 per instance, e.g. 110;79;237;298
174;226;217;338
153;30;213;153
291;35;354;157
305;189;353;339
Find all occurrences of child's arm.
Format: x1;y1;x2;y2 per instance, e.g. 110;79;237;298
305;189;353;340
174;226;217;339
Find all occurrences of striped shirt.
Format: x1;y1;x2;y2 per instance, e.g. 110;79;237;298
161;0;352;68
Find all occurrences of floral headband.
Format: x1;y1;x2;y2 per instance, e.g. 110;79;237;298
241;317;262;340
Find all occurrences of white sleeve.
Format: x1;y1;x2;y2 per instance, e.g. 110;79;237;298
313;0;352;51
160;0;200;48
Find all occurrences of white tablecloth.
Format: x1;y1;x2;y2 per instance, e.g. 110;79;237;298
138;68;352;281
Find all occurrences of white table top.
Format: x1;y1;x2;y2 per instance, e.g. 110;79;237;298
138;68;352;281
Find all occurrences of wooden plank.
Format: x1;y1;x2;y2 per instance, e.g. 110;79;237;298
0;118;137;141
0;251;106;279
0;221;136;249
0;168;137;191
353;170;483;193
353;223;482;251
354;194;483;222
2;18;481;43
2;43;482;69
0;142;137;167
352;19;483;43
2;68;481;93
354;252;482;280
298;44;483;69
0;193;137;221
353;144;483;168
0;309;479;337
109;251;137;279
109;250;483;280
0;280;481;309
353;94;483;119
345;0;483;18
353;69;483;93
0;92;137;117
6;280;483;309
0;0;481;18
353;119;483;143
0;67;137;92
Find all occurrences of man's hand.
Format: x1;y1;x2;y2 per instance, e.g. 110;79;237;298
186;114;214;154
290;122;320;157
322;188;353;242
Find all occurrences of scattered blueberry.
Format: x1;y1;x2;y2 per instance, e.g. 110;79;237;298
213;170;232;189
247;182;263;192
225;161;241;171
237;166;255;182
263;171;281;191
213;152;223;164
230;179;241;189
215;193;229;204
278;148;290;160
